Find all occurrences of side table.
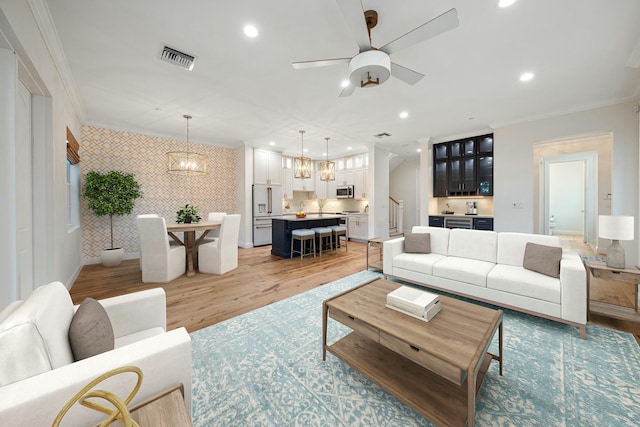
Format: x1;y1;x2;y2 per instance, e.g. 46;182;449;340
367;237;392;271
584;260;640;322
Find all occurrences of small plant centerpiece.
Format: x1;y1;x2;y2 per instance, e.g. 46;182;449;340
83;170;142;266
176;204;201;223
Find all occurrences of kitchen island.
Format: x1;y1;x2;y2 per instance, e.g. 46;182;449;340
271;214;345;258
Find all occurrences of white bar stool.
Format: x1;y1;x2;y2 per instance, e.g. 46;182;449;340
312;227;333;256
291;229;316;262
331;225;348;252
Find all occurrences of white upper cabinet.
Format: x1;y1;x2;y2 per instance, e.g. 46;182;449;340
254;149;282;185
314;169;337;199
354;167;368;199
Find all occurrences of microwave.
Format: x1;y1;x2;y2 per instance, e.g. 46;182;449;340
336;185;354;199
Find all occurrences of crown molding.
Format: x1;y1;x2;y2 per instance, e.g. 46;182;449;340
28;0;84;122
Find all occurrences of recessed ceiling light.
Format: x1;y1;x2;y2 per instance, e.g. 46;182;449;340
399;111;409;119
498;0;517;8
416;148;422;153
519;72;534;82
347;147;352;150
243;25;258;38
303;148;308;153
341;80;350;88
269;141;275;146
322;152;327;156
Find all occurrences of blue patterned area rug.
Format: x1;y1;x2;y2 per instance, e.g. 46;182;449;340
190;270;640;426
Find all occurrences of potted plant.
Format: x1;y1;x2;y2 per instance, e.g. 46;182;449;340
83;170;142;266
176;204;201;223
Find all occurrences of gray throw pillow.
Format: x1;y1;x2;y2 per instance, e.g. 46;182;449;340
523;242;562;278
404;233;431;254
68;298;114;361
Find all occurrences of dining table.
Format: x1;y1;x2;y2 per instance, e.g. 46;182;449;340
165;220;222;277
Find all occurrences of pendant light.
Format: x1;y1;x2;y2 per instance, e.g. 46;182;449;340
293;130;312;179
319;137;335;181
167;114;208;175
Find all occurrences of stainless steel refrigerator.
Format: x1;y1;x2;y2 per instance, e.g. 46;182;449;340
252;184;282;246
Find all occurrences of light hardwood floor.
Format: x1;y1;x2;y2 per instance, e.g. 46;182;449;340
70;238;640;344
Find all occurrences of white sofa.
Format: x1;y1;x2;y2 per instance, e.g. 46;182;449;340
383;227;587;338
0;282;192;426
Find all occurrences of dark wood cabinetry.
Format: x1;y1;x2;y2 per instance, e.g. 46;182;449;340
433;134;493;197
472;217;494;231
428;216;444;227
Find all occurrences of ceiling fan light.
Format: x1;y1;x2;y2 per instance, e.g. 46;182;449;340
349;50;391;88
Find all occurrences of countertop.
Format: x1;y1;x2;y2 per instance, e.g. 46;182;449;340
430;213;494;219
272;214;345;221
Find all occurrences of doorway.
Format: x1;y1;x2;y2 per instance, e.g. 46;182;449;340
541;152;597;244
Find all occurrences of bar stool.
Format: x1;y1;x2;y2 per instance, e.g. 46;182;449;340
312;227;333;256
331;225;348;252
291;229;316;262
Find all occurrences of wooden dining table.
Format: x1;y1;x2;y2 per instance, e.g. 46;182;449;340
165;220;222;277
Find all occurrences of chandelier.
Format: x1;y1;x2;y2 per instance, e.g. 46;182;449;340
319;137;335;181
293;130;312;179
167;114;208;175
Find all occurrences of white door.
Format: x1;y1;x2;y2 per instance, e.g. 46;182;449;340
16;81;33;298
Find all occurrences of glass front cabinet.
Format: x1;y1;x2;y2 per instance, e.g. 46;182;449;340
432;134;493;197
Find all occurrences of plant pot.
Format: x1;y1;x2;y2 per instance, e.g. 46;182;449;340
100;248;124;267
184;215;192;223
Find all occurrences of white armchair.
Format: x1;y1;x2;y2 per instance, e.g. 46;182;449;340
0;282;191;426
199;214;241;275
137;216;186;283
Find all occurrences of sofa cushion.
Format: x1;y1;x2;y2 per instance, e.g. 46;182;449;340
393;253;447;275
497;232;562;267
0;282;75;386
404;233;431;253
447;229;498;263
487;264;561;303
432;256;495;287
412;226;450;255
69;298;115;361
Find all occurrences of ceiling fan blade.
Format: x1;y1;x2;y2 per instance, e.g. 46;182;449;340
339;83;356;97
335;0;371;51
292;58;351;70
379;8;459;55
390;62;425;85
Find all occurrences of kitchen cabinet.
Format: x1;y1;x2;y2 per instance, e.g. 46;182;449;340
314;170;336;199
428;216;444;227
348;215;368;241
473;217;494;231
432;133;493;197
283;168;293;199
293;175;314;192
254;149;282;185
353;167;368;199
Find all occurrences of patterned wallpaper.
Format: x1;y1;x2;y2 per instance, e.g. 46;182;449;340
80;125;238;261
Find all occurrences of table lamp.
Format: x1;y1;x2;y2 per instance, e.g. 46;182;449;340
598;215;634;269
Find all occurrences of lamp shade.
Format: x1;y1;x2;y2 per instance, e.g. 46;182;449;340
598;215;634;241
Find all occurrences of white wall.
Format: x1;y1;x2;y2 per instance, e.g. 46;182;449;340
494;100;639;263
0;1;83;307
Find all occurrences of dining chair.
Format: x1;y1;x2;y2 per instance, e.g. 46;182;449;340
137;216;186;283
137;214;158;270
201;212;227;242
198;214;241;275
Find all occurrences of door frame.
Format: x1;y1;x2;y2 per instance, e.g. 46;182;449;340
539;151;597;244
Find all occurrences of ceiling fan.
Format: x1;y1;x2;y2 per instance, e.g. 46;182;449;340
292;1;459;97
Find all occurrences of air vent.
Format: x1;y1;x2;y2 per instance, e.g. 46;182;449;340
374;132;391;138
160;45;196;70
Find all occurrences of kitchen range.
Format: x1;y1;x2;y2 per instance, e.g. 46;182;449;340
252;184;282;246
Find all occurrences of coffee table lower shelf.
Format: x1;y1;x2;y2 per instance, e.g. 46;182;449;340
327;332;492;427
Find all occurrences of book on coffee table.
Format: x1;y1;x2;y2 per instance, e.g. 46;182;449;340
386;286;441;322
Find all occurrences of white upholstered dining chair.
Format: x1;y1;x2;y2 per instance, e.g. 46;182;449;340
200;212;227;244
137;216;186;282
199;214;241;275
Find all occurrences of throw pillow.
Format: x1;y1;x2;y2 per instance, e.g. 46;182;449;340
523;242;562;278
68;298;114;361
404;233;431;254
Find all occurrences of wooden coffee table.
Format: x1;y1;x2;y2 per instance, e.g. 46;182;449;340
322;278;503;427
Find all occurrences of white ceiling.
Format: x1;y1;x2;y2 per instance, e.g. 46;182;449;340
45;0;640;160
